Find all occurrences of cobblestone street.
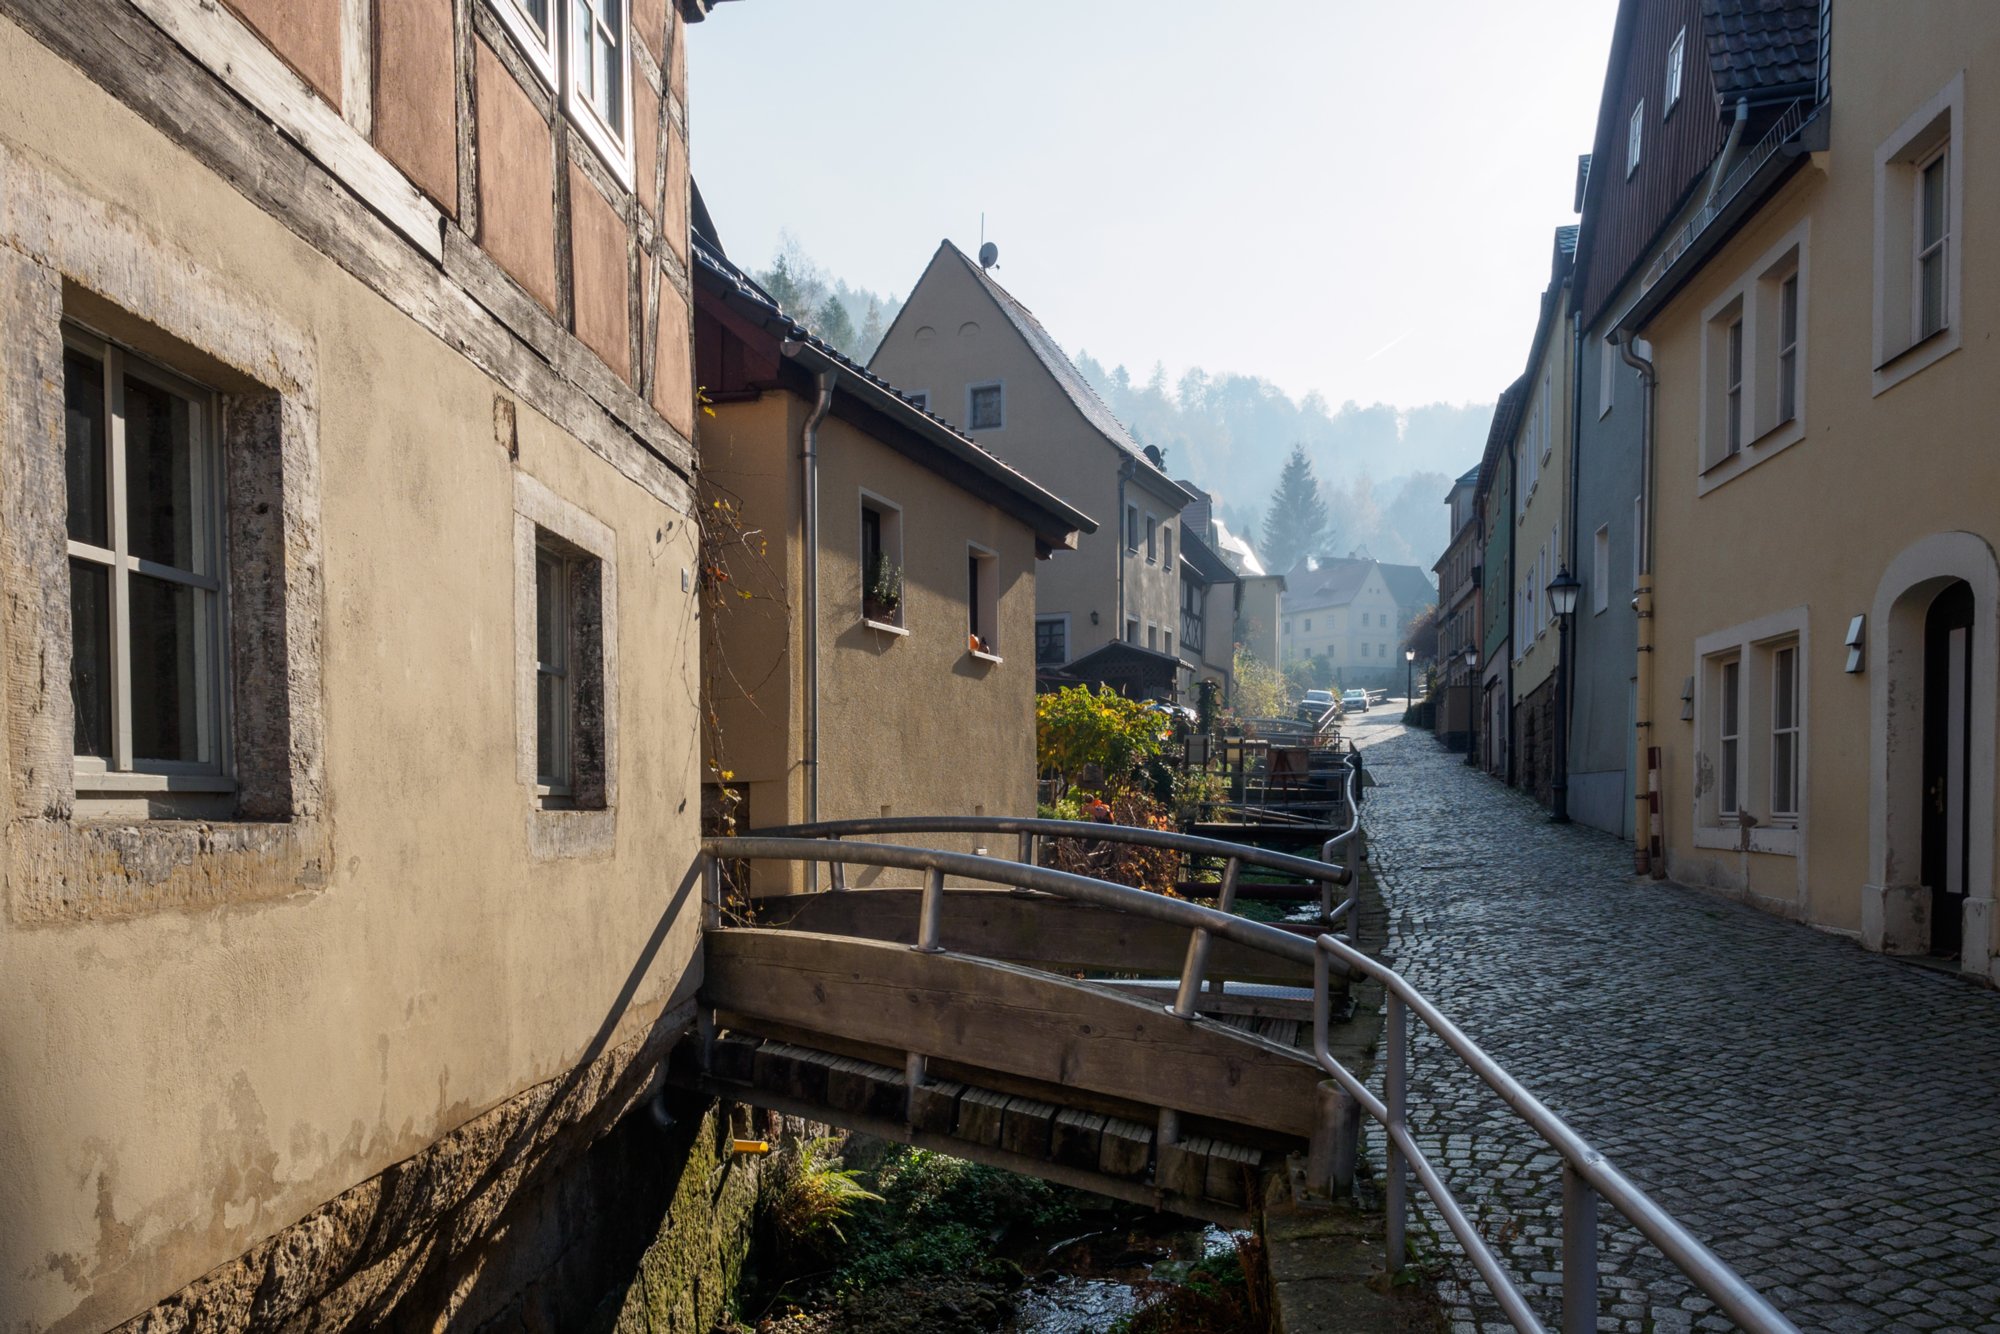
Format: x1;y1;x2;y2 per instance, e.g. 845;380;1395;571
1351;720;2000;1333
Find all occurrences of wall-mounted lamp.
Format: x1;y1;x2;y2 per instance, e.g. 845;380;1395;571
1844;615;1865;673
1090;610;1100;625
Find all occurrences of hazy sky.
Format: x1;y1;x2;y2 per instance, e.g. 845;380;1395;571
689;1;1618;411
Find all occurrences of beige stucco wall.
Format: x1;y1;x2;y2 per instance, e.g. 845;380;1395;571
1236;575;1282;670
0;19;703;1331
1513;286;1573;703
870;251;1176;664
1282;568;1401;679
1641;7;2000;982
700;389;1041;885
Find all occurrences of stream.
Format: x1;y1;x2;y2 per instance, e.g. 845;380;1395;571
1000;1216;1240;1334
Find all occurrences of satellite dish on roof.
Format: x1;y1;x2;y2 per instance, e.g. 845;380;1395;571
978;241;999;270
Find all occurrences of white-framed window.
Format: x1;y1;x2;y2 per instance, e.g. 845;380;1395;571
1664;28;1685;116
1771;643;1799;819
1599;335;1616;418
1697;222;1810;489
1035;613;1069;666
1693;607;1807;853
1145;513;1158;563
1541;366;1554;462
1303;617;1312;632
1716;655;1741;818
1627;99;1645;177
1164;631;1174;658
906;391;928;412
484;0;634;187
1146;623;1158;651
967;543;999;657
860;491;906;631
1125;503;1140;553
1874;73;1963;394
968;382;1004;431
1593;525;1610;615
1362;642;1370;658
63;327;232;799
1162;522;1173;567
1126;616;1139;644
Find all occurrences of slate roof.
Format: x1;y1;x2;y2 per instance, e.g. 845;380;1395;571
1703;0;1822;104
1281;558;1373;611
940;243;1194;502
1378;562;1440;612
1556;224;1579;257
689;227;1095;544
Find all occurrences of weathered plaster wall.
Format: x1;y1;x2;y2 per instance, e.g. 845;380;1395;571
0;15;704;1330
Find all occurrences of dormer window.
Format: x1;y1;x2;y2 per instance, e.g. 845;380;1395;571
1628;100;1645;177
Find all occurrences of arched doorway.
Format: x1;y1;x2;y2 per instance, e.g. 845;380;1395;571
1866;533;2000;981
1922;580;1974;957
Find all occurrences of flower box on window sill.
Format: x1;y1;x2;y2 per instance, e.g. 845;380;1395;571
863;616;909;637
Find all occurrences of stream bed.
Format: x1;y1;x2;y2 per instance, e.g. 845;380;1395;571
1000;1218;1239;1334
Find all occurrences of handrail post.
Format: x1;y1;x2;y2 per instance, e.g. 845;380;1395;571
913;866;945;953
1018;829;1035;866
1170;857;1238;1018
829;835;846;890
1384;990;1410;1272
701;853;721;931
1562;1162;1600;1334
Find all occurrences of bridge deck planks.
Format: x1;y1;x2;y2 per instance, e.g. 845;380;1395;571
704;928;1324;1138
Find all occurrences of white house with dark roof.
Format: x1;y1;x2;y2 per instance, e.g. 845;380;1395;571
870;241;1197;686
1281;555;1438;691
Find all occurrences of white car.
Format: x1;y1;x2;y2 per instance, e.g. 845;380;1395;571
1341;688;1370;713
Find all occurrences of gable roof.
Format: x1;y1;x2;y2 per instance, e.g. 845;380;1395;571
1474;373;1530;503
1282;557;1374;610
883;241;1195;505
1377;562;1440;611
690;229;1095;552
1180;525;1239;587
1703;0;1822;105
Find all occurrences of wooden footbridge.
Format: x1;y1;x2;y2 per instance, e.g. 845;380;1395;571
678;753;1800;1332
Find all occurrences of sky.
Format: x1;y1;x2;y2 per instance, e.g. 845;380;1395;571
688;1;1619;412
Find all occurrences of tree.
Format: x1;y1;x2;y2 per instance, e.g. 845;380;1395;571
1261;445;1330;575
859;296;885;358
1401;602;1441;663
813;295;857;358
1231;645;1288;719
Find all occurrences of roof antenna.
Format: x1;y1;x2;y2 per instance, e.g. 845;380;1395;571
978;212;999;270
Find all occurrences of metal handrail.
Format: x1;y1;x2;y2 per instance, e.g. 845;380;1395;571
699;750;1796;1333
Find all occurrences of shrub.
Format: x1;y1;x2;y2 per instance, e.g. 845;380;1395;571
1036;685;1166;796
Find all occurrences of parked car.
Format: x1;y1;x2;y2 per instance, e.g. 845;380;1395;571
1297;688;1337;722
1341;688;1370;713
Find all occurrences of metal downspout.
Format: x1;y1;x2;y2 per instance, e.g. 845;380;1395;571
800;370;835;883
1617;333;1658;876
1705;99;1752;209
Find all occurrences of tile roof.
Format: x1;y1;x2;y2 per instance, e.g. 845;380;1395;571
942;243;1191;500
1377;562;1441;611
1282;557;1373;610
1703;0;1822;104
1180;524;1239;586
1556;224;1579;257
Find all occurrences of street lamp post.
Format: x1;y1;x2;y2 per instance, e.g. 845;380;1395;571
1462;645;1480;767
1545;564;1582;822
1404;647;1415;706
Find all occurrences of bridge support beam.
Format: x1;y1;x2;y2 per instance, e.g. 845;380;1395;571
1305;1079;1361;1198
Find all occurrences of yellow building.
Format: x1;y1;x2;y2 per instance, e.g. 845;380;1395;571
692;223;1092;884
1619;2;2000;983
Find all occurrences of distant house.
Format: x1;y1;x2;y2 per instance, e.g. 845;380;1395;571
1474;375;1529;783
1280;556;1438;690
1433;467;1482;745
870;241;1196;687
692;222;1091;882
1207;516;1286;670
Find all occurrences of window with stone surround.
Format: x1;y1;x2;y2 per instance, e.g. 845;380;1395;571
515;472;619;859
1693;607;1807;854
1874;73;1963;394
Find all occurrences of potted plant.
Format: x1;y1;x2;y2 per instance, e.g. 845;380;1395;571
863;552;903;623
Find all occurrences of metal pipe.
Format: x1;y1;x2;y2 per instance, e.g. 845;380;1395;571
914;865;944;953
1618;333;1658;872
1563;1162;1600;1334
1384;991;1411;1271
1172;857;1239;1017
800;371;835;888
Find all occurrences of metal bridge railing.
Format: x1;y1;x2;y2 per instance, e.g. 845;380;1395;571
700;753;1796;1334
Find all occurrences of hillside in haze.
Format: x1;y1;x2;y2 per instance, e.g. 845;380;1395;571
749;236;1491;580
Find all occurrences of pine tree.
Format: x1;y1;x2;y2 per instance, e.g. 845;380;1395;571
859;297;884;358
814;295;857;358
1262;445;1330;575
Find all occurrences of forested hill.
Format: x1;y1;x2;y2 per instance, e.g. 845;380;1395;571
749;235;1491;578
